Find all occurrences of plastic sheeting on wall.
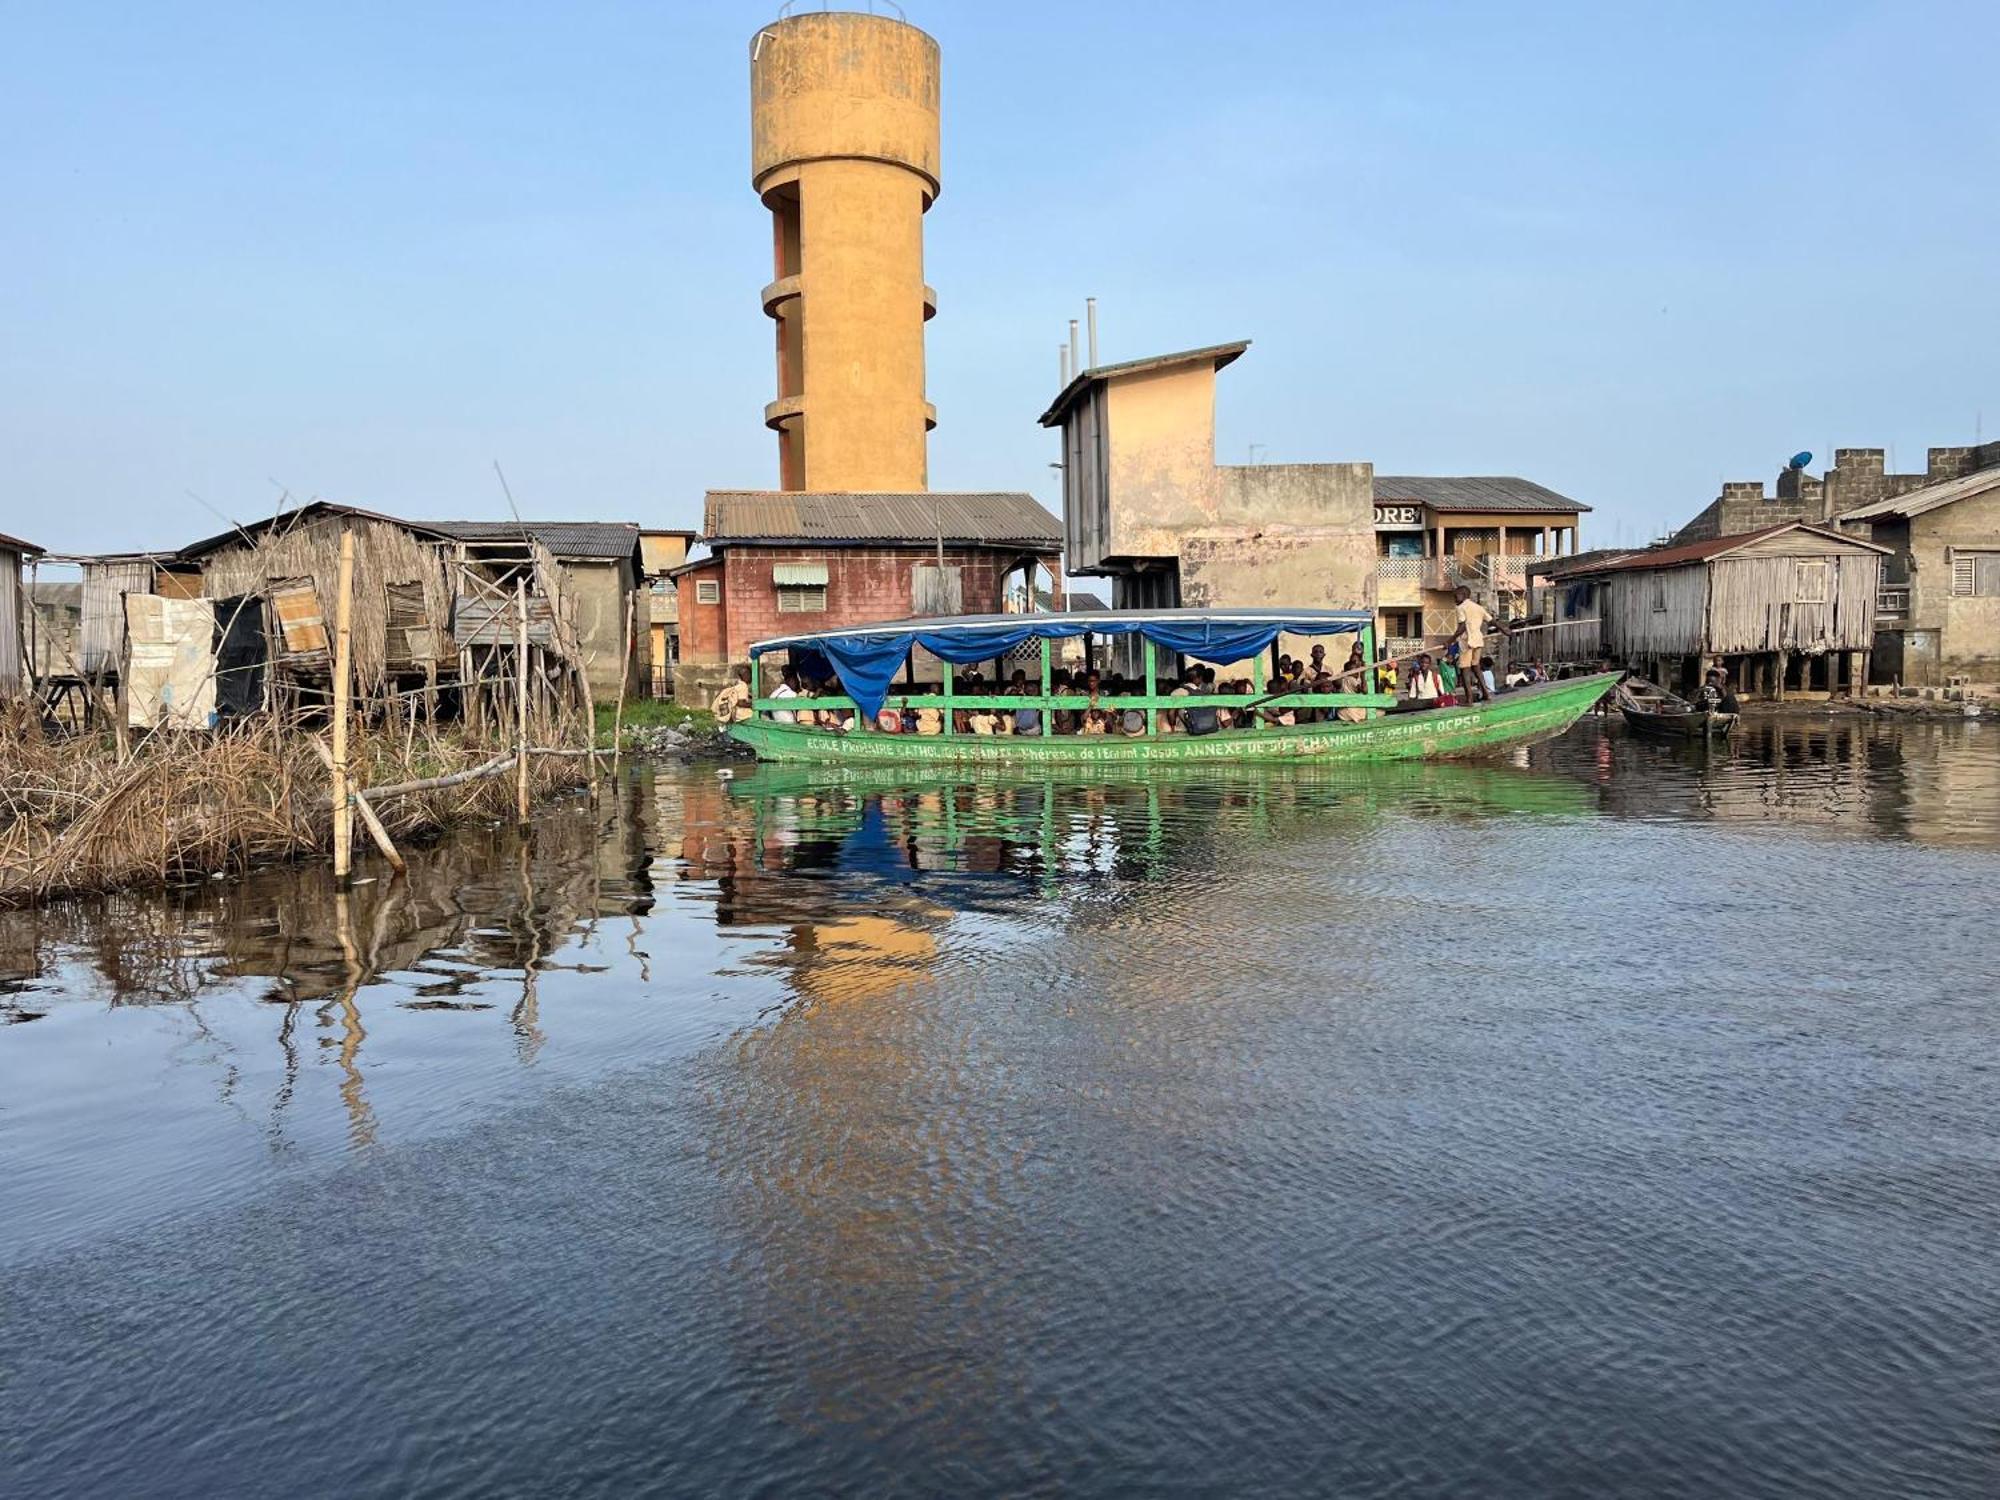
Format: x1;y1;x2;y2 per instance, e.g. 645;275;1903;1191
125;594;217;729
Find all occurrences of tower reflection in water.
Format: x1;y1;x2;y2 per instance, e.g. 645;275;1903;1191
677;760;1598;1463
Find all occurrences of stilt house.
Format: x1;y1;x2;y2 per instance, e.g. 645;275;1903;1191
1535;522;1888;697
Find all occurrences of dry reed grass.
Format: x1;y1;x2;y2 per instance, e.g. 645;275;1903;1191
0;713;587;906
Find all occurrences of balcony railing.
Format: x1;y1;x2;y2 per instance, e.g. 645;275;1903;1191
1375;555;1533;593
1876;585;1910;620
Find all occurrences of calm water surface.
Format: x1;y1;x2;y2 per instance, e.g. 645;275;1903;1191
3;716;1998;1496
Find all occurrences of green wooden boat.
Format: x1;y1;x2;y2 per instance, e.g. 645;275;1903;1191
730;607;1617;766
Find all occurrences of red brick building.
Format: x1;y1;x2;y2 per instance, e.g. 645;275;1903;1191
673;490;1063;704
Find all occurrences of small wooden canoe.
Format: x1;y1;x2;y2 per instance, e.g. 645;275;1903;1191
1614;677;1735;739
1620;704;1737;739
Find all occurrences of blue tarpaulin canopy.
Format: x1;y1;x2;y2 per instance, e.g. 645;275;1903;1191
748;608;1373;724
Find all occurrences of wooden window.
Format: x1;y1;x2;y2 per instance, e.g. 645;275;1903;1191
1651;575;1667;613
694;579;720;605
1952;551;1999;597
776;583;826;613
1952;552;2000;600
1793;560;1828;604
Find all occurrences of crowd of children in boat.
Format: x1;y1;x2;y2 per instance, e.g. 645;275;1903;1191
713;640;1562;736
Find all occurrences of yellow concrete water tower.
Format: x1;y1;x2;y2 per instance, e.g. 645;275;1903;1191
751;9;940;492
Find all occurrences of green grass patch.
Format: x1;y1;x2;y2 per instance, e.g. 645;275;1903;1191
595;700;713;745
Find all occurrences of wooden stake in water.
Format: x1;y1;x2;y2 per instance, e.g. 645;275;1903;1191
331;528;356;881
610;590;634;786
515;576;531;829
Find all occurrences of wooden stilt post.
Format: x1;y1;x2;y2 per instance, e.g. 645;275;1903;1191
1775;649;1789;703
609;589;632;787
331;527;356;882
515;578;531;829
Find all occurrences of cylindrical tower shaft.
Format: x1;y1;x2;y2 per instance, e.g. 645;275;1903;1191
750;12;940;493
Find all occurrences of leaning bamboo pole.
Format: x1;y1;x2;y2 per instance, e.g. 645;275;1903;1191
331;528;355;881
514;577;530;829
309;735;406;875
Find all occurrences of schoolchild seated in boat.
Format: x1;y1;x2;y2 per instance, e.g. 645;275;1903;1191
1477;656;1498;699
1007;670;1041;735
1404;654;1446;708
768;668;801;723
1338;647;1370;722
1183;668;1222;736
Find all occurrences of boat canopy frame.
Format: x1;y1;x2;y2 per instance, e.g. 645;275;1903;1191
744;607;1389;731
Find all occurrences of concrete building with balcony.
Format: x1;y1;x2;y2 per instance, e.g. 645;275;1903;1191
1368;476;1588;659
1040;340;1587;663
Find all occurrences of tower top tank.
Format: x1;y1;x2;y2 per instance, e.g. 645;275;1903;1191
750;11;941;204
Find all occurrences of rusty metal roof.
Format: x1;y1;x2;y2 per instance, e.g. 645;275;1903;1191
1372;476;1591;514
704;491;1060;548
1559;522;1886;576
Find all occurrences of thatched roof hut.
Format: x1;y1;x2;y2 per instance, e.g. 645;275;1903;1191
178;502;459;688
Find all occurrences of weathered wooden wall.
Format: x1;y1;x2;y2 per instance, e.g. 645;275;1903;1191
81;561;155;675
1601;564;1707;657
198;516;453;685
0;549;22;698
1705;552;1878;653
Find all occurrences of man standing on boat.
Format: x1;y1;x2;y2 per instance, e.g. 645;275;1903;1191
1451;586;1500;704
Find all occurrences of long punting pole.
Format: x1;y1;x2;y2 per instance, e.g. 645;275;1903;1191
331;527;356;882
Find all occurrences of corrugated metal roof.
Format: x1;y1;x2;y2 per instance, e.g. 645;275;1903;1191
1562;522;1884;576
1038;341;1251;427
0;530;45;555
704;491;1061;547
423;520;642;560
1838;465;2000;521
1371;476;1591;514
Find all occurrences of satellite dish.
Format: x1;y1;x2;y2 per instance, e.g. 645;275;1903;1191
1788;451;1813;471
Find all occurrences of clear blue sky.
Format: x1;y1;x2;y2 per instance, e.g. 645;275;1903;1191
4;0;1994;555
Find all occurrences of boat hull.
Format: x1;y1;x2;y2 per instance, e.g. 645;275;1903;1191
730;672;1619;766
1620;706;1736;739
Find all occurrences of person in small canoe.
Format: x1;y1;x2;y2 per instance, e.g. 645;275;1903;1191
1691;669;1740;714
